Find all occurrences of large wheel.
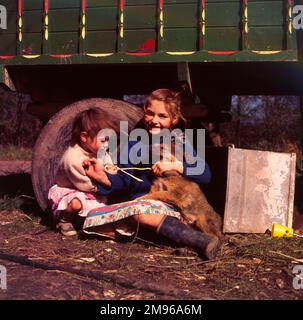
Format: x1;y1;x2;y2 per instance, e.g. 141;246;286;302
32;98;143;211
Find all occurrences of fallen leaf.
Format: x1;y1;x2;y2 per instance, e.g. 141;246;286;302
275;278;285;289
0;222;12;226
104;290;115;298
103;270;118;274
76;257;95;263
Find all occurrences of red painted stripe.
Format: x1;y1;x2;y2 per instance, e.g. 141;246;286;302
50;54;75;58
45;0;49;14
0;56;16;60
126;52;154;56
120;0;124;11
159;0;163;10
208;51;238;55
82;0;86;13
202;0;205;8
18;0;22;16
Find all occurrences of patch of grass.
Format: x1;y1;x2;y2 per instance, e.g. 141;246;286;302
0;195;24;210
0;145;32;161
236;235;303;259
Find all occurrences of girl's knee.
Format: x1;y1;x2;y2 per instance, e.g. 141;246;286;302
68;197;83;213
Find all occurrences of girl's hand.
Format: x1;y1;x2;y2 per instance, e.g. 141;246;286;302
82;160;97;178
152;161;184;177
88;158;104;174
82;160;111;187
83;158;104;175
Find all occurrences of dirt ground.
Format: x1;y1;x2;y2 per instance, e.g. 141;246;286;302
0;194;303;301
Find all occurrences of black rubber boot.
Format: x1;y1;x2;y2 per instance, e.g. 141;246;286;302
158;216;221;260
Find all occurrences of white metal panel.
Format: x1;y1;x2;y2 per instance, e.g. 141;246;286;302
223;148;296;233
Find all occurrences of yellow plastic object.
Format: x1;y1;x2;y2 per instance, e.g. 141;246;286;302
271;223;294;237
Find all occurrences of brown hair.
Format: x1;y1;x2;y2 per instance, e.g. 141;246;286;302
71;108;118;145
144;88;186;126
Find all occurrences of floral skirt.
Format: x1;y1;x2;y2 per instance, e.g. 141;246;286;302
83;199;181;236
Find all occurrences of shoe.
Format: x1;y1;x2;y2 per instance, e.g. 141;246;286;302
57;220;77;237
158;216;221;260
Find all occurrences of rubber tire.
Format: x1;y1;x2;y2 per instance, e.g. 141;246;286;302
32;98;143;211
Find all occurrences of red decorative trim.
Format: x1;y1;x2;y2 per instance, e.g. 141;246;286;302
126;52;154;56
208;51;238;55
45;0;49;13
159;0;163;10
202;0;205;7
18;0;22;16
0;56;16;60
50;54;76;58
120;0;124;11
82;0;86;13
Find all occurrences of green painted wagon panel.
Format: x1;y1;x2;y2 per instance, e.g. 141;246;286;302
164;3;198;28
49;0;81;9
206;2;241;27
23;0;44;11
23;11;43;33
48;9;80;32
163;29;197;52
86;7;118;31
48;32;79;54
124;6;157;29
249;1;284;26
0;35;16;55
86;0;118;7
86;31;117;52
0;0;299;63
205;28;241;51
249;27;284;51
125;0;157;5
165;0;199;4
21;34;42;55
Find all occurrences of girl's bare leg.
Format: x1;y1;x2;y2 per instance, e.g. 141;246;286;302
129;214;166;230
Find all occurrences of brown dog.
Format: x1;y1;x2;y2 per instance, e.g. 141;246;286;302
140;171;223;238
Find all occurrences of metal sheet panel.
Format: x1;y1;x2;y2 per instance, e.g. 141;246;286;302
223;148;296;234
